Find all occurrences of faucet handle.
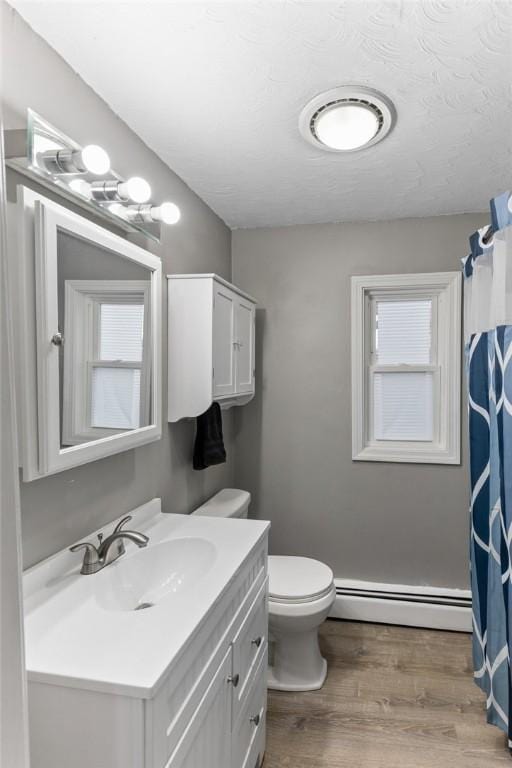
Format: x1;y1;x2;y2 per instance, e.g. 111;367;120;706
69;541;100;574
70;541;98;555
113;515;133;534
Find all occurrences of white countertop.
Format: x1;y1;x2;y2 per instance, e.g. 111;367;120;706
23;499;269;699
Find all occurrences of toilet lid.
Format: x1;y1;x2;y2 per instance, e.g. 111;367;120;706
268;556;334;602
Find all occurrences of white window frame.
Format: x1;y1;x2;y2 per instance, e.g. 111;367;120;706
351;272;461;464
62;280;151;445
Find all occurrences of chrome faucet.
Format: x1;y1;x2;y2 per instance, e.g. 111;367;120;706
70;515;149;575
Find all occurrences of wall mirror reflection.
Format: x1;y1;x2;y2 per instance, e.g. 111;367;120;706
16;187;162;480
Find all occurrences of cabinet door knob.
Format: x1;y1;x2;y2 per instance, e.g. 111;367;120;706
227;673;239;687
251;636;262;648
51;332;63;346
250;713;260;727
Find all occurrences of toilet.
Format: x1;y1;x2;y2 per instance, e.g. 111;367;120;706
193;488;336;692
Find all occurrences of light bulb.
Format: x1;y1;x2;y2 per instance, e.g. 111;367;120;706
108;203;126;218
118;177;151;203
314;104;379;151
40;144;110;175
153;202;181;225
80;145;110;175
68;179;91;199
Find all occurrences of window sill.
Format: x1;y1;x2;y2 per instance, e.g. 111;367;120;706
352;444;460;465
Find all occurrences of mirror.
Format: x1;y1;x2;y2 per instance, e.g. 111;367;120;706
17;186;162;480
57;230;152;447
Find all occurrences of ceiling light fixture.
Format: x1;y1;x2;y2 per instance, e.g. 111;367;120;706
299;86;395;153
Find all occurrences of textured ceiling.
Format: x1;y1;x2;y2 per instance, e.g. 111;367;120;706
10;0;512;229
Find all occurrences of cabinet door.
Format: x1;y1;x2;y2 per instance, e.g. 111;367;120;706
165;648;232;768
234;298;255;395
212;284;236;397
19;188;162;481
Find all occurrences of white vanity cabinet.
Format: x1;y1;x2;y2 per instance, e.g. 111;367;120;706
168;274;257;421
147;577;268;768
25;504;269;768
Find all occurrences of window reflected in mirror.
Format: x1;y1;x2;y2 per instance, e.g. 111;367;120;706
57;230;152;449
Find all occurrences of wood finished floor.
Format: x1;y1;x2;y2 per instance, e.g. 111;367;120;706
263;620;509;768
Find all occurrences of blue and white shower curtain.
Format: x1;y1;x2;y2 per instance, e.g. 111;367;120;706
464;191;512;745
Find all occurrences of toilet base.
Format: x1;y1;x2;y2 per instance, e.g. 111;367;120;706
266;585;335;693
266;619;330;692
267;657;327;691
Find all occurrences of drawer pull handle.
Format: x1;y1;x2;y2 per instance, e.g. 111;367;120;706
227;673;240;687
251;636;263;648
250;714;260;727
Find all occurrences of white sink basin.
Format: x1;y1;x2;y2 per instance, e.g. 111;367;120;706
96;537;216;612
23;499;270;696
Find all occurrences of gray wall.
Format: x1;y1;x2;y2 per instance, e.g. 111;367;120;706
2;5;234;568
232;213;487;590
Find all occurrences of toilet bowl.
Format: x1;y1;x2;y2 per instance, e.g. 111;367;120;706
192;488;335;692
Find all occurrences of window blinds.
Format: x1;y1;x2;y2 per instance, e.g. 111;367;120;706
99;303;144;362
91;367;141;430
375;299;432;364
91;302;145;430
373;372;434;441
373;298;434;442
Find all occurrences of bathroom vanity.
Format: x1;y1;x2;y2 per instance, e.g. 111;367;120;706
24;499;269;768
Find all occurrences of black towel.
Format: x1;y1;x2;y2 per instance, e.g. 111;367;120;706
193;402;227;470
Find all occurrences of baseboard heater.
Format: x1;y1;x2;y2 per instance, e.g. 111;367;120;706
329;579;472;633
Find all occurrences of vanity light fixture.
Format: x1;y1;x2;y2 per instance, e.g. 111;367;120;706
40;144;111;175
299;86;395;152
121;176;151;203
152;202;181;225
126;202;181;225
5;110;179;241
90;176;152;204
68;178;92;199
107;202;127;218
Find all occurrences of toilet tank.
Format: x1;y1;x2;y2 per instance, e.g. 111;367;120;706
192;488;250;518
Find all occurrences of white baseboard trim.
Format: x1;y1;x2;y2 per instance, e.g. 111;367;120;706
330;579;472;633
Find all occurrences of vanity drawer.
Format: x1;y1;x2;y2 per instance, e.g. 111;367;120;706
232;579;268;719
232;653;267;768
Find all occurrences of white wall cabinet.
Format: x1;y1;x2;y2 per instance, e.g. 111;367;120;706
28;533;269;768
168;274;257;421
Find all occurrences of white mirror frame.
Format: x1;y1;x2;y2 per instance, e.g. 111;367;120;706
16;186;162;480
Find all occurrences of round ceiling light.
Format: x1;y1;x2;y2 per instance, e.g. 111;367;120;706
299;86;395;153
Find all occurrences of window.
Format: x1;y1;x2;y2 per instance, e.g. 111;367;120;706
62;280;150;446
90;302;145;431
351;272;461;464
